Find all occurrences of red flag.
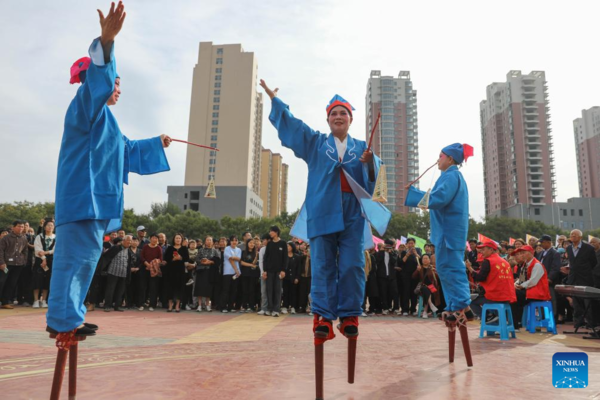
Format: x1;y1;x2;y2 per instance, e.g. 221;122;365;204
477;233;498;245
509;237;516;245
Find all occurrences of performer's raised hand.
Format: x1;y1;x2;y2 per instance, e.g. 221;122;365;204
161;134;172;148
98;1;126;46
260;79;279;100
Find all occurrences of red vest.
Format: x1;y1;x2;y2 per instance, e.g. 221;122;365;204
525;258;551;301
479;253;517;303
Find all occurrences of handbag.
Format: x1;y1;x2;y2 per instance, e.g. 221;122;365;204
427;283;437;294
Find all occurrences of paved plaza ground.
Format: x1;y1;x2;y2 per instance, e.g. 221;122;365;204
0;306;599;399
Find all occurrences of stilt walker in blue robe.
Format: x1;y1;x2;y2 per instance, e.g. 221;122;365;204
261;80;391;396
47;2;171;335
405;143;475;366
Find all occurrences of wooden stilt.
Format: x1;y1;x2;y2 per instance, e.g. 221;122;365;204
348;339;357;384
50;348;68;400
315;344;324;400
459;324;473;367
448;328;456;363
68;343;79;399
49;332;87;400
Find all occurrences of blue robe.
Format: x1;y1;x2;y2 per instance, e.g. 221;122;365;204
405;165;471;311
269;97;391;320
47;38;170;332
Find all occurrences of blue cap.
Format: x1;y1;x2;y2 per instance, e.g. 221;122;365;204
442;143;474;164
326;94;355;116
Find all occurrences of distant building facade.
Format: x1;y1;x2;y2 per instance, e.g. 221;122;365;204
365;70;419;213
168;42;263;219
573;107;600;198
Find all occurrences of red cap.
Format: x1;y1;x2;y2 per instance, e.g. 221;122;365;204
476;240;498;250
511;245;535;256
70;57;91;84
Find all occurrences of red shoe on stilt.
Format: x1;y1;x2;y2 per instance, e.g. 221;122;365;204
313;315;335;400
337;317;359;384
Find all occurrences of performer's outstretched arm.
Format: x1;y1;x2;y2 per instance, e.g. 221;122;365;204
260;80;321;162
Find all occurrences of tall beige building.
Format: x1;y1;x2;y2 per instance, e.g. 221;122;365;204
167;42;264;219
573;107;600;198
260;148;288;217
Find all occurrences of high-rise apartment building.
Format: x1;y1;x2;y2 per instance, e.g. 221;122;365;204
480;71;556;218
573;107;600;198
260;148;288;218
365;71;419;213
168;42;264;219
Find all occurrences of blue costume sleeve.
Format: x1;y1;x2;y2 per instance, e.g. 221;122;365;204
405;186;426;207
427;172;460;210
269;97;321;162
81;38;118;123
124;136;170;177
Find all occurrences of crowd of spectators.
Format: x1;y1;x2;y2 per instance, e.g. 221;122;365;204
1;219;599;331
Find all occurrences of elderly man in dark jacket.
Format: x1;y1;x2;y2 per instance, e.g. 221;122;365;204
538;234;562;319
565;230;598;329
375;239;399;315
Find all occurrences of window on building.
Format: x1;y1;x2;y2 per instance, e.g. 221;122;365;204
382;115;394;121
216;48;223;54
213;105;220;110
190;203;199;211
215;75;222;80
212;112;219;118
382;93;393;100
215;68;222;73
210;151;216;156
562;209;567;217
571;209;574;216
216;58;223;64
211;142;217;148
215;82;221;88
190;191;200;200
209;159;216;165
184;205;187;210
211;128;218;133
214;90;220;95
214;97;220;103
579;209;583;216
211;135;218;141
534;208;540;215
184;193;188;199
212;120;218;126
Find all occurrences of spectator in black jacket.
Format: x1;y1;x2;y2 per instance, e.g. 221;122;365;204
399;238;421;316
564;229;598;329
466;239;480;270
262;226;288;317
282;241;300;314
375;239;398;315
538;234;562;320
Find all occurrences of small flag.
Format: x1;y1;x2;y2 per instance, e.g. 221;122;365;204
509;237;516;245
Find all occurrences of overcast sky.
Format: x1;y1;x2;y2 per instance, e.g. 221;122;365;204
1;0;597;221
